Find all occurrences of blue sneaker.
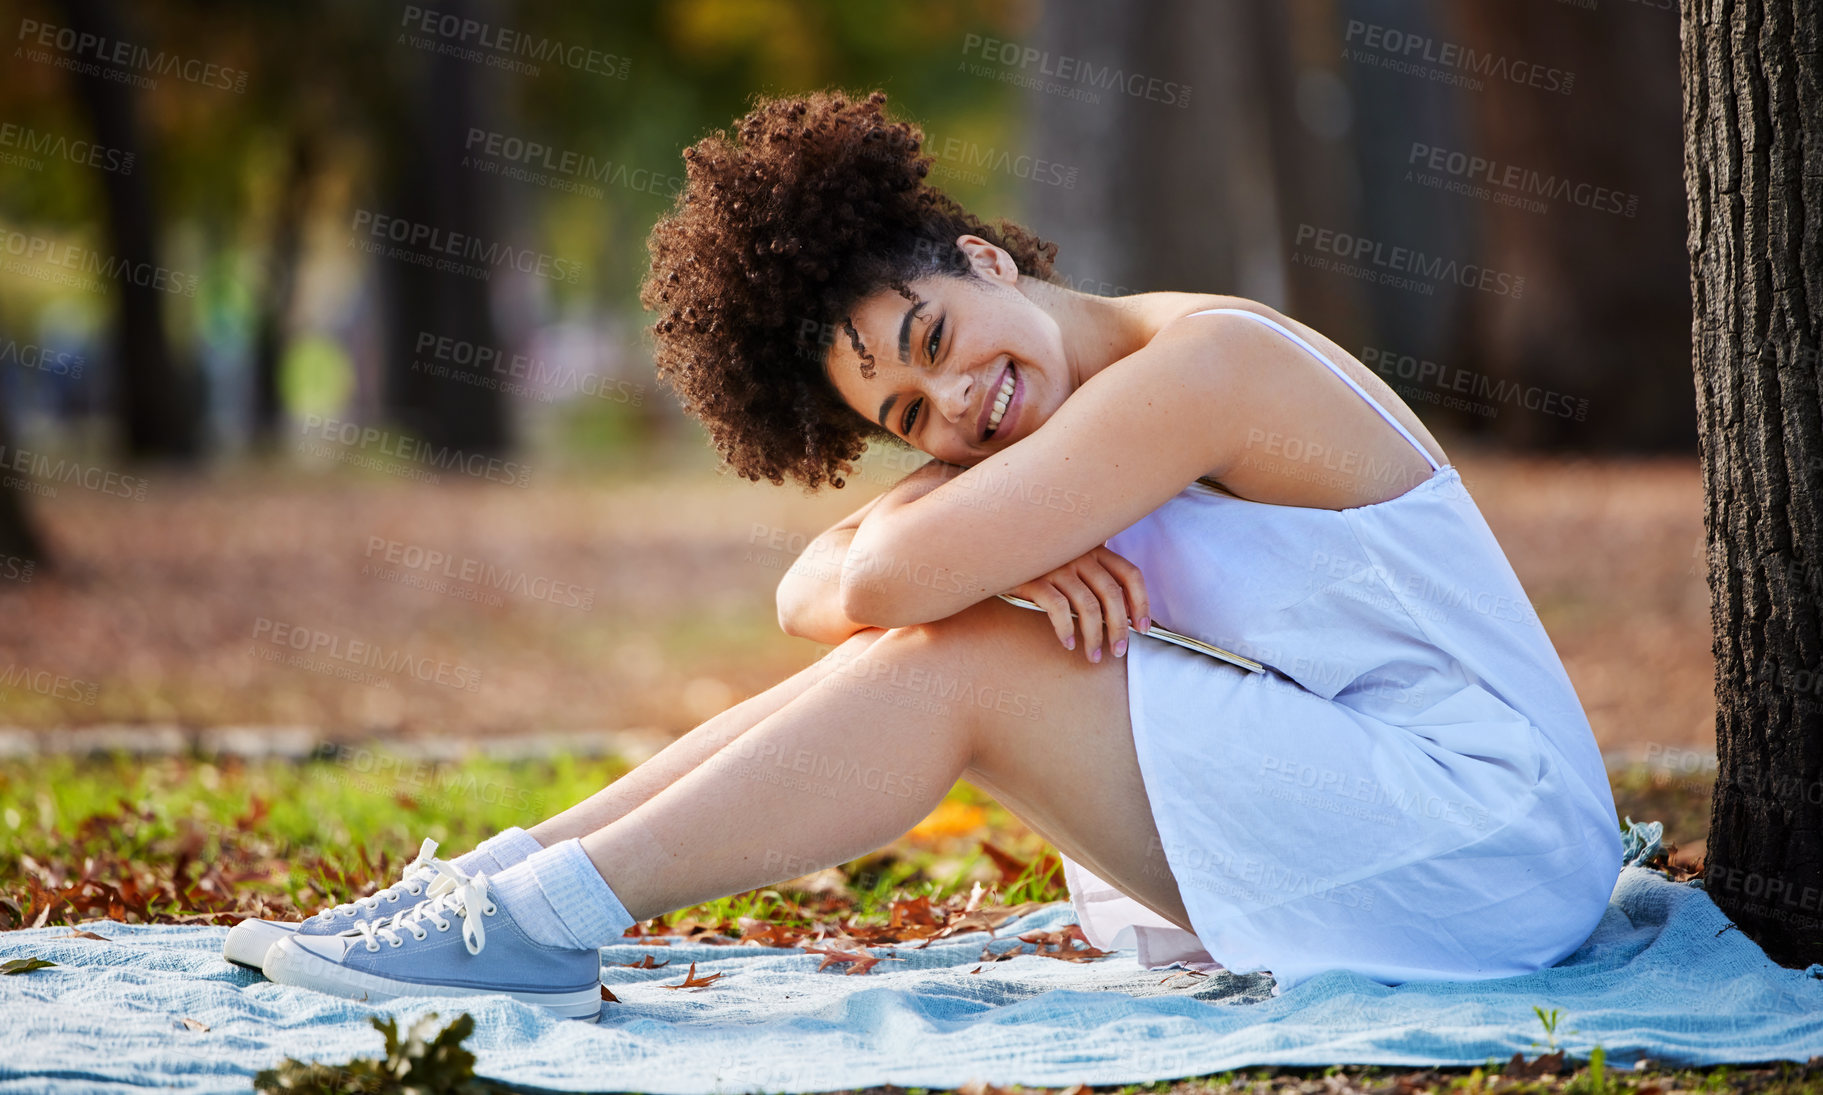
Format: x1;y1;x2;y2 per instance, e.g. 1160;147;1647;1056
263;864;602;1019
222;838;458;971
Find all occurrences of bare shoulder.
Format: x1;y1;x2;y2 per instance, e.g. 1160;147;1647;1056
1142;299;1452;509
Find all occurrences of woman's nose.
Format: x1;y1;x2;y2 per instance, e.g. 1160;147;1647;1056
935;373;972;423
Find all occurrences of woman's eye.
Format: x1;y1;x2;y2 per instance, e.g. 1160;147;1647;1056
927;318;943;362
903;399;921;434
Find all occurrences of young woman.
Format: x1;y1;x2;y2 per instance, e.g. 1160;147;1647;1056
229;90;1622;1017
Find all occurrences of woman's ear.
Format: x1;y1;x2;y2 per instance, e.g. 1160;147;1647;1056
954;234;1019;284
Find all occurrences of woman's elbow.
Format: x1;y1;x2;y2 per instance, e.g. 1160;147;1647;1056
839;577;919;631
838;578;885;631
843;578;973;631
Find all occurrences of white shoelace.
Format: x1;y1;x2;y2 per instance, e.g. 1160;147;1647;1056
319;838;444;920
352;860;496;956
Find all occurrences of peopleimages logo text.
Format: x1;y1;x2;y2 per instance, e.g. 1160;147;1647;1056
1294;223;1525;298
16;18;250;92
961;34;1191;107
1343;19;1573;94
299;415;531;486
349;210;581;284
398;5;629;78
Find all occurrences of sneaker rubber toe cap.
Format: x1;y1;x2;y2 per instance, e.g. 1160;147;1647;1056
222;919;300;971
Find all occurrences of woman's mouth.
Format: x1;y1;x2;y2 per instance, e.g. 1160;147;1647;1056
983;364;1019;441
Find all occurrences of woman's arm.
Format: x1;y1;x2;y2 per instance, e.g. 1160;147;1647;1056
775;457;959;644
841;312;1254;630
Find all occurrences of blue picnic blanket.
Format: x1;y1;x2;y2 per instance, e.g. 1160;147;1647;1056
1;860;1820;1094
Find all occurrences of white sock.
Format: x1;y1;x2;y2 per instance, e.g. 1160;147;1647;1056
453;827;543;875
487;838;635;950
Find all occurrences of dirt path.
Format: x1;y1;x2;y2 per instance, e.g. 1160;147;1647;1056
0;449;1714;759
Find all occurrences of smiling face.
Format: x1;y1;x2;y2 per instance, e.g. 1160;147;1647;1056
821;236;1073;467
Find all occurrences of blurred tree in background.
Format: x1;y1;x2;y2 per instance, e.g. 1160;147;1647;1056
1028;0;1691;451
0;0;1698;561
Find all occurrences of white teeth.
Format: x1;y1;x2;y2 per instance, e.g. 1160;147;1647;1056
985;368;1016;434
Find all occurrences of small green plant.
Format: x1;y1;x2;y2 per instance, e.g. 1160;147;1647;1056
1531;1004;1581;1053
254;1012;514;1094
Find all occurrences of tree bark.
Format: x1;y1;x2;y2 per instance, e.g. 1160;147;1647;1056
1683;0;1823;966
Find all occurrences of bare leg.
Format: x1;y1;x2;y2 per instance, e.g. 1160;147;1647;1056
526;628;891;846
577;596;1194;932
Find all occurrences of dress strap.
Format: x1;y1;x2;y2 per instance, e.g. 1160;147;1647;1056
1185;308;1440;472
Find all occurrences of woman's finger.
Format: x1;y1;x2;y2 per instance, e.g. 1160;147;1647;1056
1080;565;1131;659
1054;573;1104;663
1097;549;1151;634
1016;583;1077;650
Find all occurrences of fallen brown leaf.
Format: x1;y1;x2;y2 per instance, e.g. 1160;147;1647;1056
1015;925;1114;962
662;961;723;990
734;919;801;948
979;943;1024;963
801;945;906;975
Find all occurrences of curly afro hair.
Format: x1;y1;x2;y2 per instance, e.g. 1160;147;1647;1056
640;88;1060;491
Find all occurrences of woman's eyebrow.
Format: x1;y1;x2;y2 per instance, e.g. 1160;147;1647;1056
897;300;926;364
864;300;930;433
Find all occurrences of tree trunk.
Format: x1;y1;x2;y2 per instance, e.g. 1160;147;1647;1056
1025;0;1292;305
1683;0;1823;967
251;132;318;444
377;0;509;456
0;395;50;571
55;0;203;461
1448;1;1692;452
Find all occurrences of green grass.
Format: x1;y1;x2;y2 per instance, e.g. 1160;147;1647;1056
0;749;1059;930
3;750;610;865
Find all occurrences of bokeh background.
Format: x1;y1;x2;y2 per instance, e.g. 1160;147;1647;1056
0;0;1711;841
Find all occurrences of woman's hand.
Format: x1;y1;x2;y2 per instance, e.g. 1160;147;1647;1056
1005;546;1151;664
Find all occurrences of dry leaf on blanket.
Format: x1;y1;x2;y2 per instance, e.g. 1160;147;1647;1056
0;958;55;975
801;946;906;975
979;943;1024;963
662;961;723;990
1015;925;1114;962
